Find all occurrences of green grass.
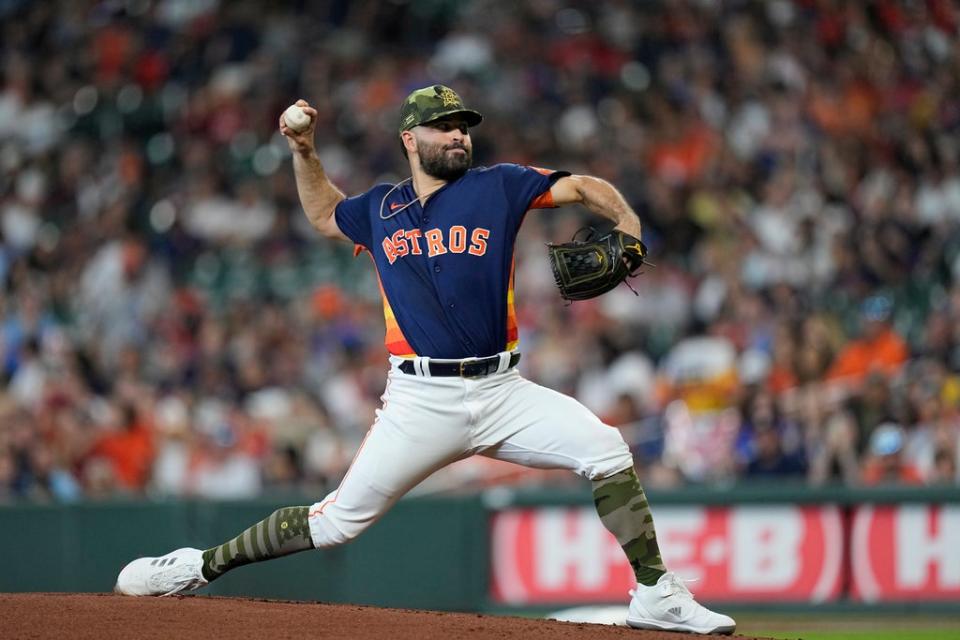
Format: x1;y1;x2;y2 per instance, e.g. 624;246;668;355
753;631;960;640
514;606;960;639
737;614;960;640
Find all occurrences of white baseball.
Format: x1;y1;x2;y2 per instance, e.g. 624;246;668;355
283;104;311;133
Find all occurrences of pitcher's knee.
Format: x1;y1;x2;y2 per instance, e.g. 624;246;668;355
582;428;635;480
306;503;373;548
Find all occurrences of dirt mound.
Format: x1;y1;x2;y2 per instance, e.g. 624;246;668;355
0;594;766;639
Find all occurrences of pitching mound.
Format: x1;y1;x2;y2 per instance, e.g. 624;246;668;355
0;594;767;639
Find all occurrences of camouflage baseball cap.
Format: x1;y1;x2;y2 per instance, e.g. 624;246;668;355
398;85;483;133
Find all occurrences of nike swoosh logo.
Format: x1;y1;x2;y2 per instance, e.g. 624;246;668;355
390;202;403;211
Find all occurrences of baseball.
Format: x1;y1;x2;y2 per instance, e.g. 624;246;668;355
283;104;311;133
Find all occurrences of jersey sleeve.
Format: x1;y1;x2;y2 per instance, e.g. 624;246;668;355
497;163;571;224
333;190;375;250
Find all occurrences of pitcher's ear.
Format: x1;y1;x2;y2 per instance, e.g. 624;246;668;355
401;130;417;152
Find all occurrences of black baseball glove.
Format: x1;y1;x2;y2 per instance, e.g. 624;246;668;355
546;228;648;301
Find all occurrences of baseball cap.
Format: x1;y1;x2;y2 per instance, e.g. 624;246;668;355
861;294;893;322
398;85;483;133
869;422;904;456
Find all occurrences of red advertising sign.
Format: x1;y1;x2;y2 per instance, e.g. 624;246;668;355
851;505;960;602
490;505;844;604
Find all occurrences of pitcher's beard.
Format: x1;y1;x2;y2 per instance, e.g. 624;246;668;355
419;142;472;181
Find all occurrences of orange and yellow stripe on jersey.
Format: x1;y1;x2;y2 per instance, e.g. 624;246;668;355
505;259;519;352
363;249;416;357
378;278;415;357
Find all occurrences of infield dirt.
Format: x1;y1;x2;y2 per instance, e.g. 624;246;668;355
0;593;769;640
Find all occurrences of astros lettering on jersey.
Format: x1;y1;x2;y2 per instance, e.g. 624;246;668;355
335;164;568;359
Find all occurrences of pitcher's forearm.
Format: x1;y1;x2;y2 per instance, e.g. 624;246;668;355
293;152;346;233
549;174;642;238
577;176;642;238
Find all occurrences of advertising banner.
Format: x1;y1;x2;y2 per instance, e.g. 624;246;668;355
491;505;844;604
851;504;960;602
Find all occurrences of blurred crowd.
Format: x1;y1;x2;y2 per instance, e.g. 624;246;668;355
2;0;959;502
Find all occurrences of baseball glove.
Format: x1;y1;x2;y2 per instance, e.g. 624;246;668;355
547;228;648;301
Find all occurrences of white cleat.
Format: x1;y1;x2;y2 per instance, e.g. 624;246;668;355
627;572;736;635
114;547;208;597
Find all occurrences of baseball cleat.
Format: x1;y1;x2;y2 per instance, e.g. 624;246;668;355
626;572;736;635
114;547;208;597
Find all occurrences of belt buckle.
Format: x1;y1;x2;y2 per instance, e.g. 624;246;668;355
459;357;480;378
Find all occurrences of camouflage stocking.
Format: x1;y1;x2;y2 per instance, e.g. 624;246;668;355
592;467;666;586
201;506;314;582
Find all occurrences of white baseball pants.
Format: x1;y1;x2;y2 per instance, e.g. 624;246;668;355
307;353;634;548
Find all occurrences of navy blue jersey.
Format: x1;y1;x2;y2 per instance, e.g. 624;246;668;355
334;163;568;358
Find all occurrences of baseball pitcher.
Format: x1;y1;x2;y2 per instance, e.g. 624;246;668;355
115;85;735;635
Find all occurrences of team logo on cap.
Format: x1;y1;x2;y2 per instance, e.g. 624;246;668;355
437;86;460;107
